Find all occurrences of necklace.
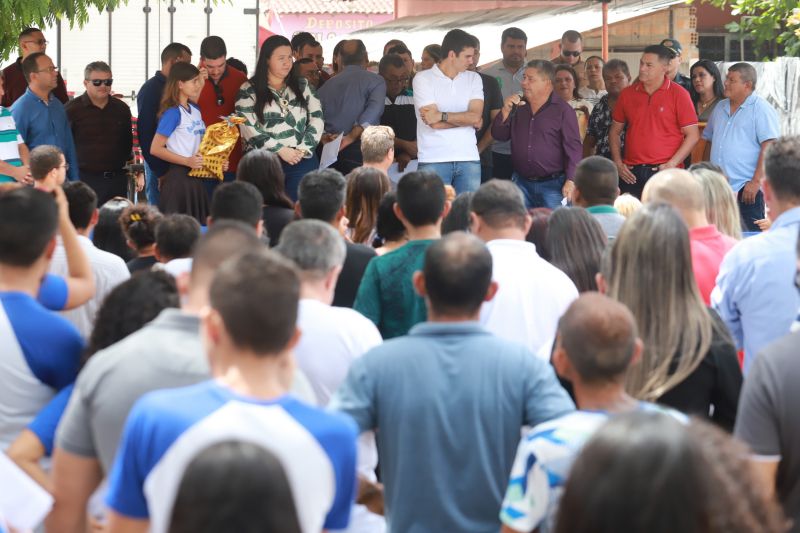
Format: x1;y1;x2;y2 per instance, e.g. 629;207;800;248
698;96;717;111
271;85;290;116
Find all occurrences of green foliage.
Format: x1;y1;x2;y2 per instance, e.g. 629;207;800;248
706;0;800;58
0;0;124;60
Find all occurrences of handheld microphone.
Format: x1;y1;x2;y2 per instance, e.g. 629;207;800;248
509;91;525;118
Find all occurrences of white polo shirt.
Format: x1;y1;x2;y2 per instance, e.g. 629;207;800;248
480;239;579;360
412;65;483;163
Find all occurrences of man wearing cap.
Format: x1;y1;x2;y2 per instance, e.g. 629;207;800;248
660;38;692;93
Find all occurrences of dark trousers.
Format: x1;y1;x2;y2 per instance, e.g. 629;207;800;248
491;152;514;180
620;165;659;199
80;170;129;206
738;188;765;233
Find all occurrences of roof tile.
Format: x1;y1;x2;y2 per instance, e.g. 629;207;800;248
268;0;393;14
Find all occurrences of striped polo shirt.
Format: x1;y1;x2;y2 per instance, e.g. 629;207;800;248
0;107;24;183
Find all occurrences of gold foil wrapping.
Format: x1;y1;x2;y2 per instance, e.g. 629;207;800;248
188;115;246;180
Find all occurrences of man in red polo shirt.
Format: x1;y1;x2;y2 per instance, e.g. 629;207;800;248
197;36;247;193
1;28;68;107
609;44;698;198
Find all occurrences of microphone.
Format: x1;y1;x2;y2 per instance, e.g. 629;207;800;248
509;91;525;118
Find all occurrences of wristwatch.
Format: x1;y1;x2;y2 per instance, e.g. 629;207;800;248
440;112;449;123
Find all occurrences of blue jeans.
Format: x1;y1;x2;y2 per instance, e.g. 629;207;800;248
512;172;565;209
418;161;481;194
283;154;320;202
738;188;765;233
144;160;160;206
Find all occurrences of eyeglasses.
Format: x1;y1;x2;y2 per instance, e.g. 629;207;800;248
213;83;224;106
88;79;113;86
35;66;58;73
561;50;581;57
23;39;48;46
60;163;70;170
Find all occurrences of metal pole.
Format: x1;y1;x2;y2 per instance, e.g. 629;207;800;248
144;0;151;82
205;0;212;36
56;19;62;69
108;8;113;68
602;2;609;61
255;0;260;65
169;0;176;43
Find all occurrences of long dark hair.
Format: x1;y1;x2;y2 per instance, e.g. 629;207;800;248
555;64;581;100
689;59;724;105
250;35;308;124
169;440;303;533
548;207;607;292
236;150;293;209
93;197;135;261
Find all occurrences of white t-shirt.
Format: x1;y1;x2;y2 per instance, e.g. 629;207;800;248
480;239;579;360
412;65;483;163
155;103;205;158
295;298;386;533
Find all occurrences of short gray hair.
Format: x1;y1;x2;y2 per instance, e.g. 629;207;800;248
728;62;757;90
525;59;555;84
275;219;346;280
84;61;111;80
361;125;395;163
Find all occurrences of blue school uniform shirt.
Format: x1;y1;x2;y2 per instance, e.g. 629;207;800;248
0;292;83;449
106;380;358;533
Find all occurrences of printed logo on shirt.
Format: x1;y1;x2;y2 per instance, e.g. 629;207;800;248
188;119;206;136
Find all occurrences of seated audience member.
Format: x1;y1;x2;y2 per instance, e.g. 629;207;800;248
120;204;163;273
168;441;302;533
359;124;395;176
93;197;135;262
378;56;416;170
690;164;742;240
208;181;264;236
47;223;303;532
354;170;449;338
526;207;553;261
374;191;407;256
555;412;787;533
500;293;679;533
104;250;358;533
29;144;66;191
584;59;631;160
713;137;800;374
420;44;442;71
332;232;574;532
441;191;474;234
276;220;386;532
0;187;83;450
735;233;800;530
346;166;391;245
153;214;201;278
7;271;179;491
572;156;626;239
643;169;737;304
613;193;641;218
236;149;295;247
470;180;578;359
297;169;376;308
547;207;607;292
49;182;130;338
603;203;741;429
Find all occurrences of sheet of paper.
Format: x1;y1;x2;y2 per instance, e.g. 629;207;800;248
0;452;54;530
387;159;419;184
318;133;343;169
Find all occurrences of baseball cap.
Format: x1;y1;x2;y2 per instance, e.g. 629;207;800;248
660;38;682;56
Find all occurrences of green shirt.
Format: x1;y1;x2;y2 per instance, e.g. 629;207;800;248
353;239;434;339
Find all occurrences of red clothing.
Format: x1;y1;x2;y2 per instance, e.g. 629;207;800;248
197;66;247;172
690;225;737;305
612;77;696;166
1;58;68;107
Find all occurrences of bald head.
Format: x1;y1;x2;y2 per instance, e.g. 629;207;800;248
558;292;638;384
421;232;493;316
341;39;367;66
642;169;707;226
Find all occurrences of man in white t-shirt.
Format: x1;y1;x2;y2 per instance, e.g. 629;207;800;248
413;29;484;194
276;219;385;533
49;182;129;338
471;180;578;359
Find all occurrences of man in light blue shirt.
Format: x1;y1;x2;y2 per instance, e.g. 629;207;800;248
702;62;779;232
318;39;386;175
331;232;574;533
712;136;800;374
10;52;78;181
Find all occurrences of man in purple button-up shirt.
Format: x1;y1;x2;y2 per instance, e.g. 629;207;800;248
491;60;582;209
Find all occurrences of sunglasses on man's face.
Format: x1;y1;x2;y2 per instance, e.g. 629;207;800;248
88;79;113;87
562;50;581;57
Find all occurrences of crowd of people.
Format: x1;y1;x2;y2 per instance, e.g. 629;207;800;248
0;21;799;533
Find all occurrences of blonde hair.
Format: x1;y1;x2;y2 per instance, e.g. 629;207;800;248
345;167;391;245
614;193;642;219
691;168;742;240
360;125;395;164
607;203;716;401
